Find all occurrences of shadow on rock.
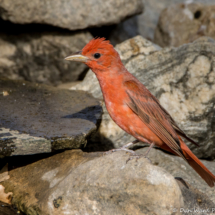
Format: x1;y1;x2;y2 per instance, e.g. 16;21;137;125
62;105;102;125
1;151;65;171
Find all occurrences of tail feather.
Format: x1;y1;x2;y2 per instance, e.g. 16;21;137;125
180;138;215;187
188;159;215;187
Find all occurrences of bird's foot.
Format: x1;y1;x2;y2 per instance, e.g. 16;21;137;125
126;153;152;163
126;143;154;163
103;140;139;156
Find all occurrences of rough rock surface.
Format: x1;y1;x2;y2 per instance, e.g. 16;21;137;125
0;0;143;31
154;3;215;47
135;0;215;41
0;28;92;85
110;0;185;44
176;179;215;214
0;78;102;158
138;0;182;41
72;36;215;159
136;147;215;204
1;150;184;215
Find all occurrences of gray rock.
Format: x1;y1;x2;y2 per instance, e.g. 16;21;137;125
2;150;184;215
109;16;140;46
136;147;215;204
136;0;215;41
0;78;102;158
110;0;185;44
72;36;215;159
176;178;215;214
154;3;215;47
0;30;92;85
0;0;143;31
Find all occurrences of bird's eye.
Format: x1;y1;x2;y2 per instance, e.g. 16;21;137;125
94;53;101;59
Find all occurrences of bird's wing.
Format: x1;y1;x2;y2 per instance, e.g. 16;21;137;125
124;80;187;160
157;101;199;147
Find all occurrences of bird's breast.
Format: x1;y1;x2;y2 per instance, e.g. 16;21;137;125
98;72;140;134
104;97;135;133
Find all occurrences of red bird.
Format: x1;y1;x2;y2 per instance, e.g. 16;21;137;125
65;38;215;187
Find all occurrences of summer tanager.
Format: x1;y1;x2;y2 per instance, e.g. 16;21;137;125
65;38;215;187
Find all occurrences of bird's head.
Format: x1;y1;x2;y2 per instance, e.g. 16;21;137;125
65;38;122;73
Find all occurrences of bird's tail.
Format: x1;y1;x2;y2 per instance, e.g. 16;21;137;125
179;137;215;187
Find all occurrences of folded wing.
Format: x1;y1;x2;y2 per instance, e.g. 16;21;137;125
124;80;197;161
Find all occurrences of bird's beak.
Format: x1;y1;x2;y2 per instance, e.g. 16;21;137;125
64;51;89;63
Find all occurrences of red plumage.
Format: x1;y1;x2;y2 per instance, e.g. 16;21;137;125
66;38;215;187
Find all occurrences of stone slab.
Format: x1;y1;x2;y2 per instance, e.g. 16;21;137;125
0;78;102;157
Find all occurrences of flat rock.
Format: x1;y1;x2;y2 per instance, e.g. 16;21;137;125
154;3;215;47
0;25;92;85
0;0;143;31
72;36;215;159
1;150;184;215
0;78;102;157
136;147;215;205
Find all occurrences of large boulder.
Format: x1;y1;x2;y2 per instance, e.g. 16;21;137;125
154;3;215;47
110;0;186;44
0;78;102;158
123;0;215;42
72;36;215;160
138;0;183;41
0;27;92;85
0;0;143;31
136;147;215;204
1;150;184;215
